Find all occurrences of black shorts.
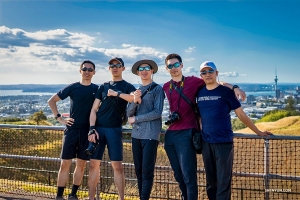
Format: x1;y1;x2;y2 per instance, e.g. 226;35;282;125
61;127;89;160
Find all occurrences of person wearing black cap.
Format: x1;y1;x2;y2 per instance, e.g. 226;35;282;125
48;60;98;200
87;57;136;200
127;59;165;200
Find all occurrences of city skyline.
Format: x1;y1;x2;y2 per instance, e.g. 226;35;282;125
0;1;299;85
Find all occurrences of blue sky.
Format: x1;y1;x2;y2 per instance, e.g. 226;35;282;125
0;0;299;85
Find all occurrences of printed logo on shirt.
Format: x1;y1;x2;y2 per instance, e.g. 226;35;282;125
197;96;221;101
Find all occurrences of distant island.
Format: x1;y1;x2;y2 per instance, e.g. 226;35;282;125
0;83;300;93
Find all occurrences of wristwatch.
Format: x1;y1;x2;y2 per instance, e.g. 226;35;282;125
117;91;121;97
232;85;239;90
55;113;61;120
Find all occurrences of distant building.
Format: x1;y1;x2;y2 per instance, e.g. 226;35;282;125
296;86;300;94
247;95;256;103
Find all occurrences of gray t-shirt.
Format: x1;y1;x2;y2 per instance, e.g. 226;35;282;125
127;82;165;141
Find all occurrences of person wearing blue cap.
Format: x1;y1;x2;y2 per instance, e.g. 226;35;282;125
197;61;272;200
87;57;136;200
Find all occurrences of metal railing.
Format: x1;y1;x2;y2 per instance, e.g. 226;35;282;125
0;124;300;199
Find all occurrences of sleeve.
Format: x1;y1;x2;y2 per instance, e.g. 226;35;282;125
226;88;241;110
57;84;72;100
95;85;104;101
194;76;205;89
135;86;165;123
126;83;136;94
127;102;139;117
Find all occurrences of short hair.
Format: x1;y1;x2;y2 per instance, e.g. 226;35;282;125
165;53;182;65
80;60;96;70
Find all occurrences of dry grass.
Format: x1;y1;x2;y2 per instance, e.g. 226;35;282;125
235;116;300;135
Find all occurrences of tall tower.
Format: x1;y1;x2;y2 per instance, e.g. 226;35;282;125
274;69;278;90
274;69;280;99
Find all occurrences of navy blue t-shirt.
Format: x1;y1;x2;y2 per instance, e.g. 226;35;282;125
197;85;241;143
57;82;98;129
95;80;136;127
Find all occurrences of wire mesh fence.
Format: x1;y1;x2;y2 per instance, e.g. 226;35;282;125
0;124;299;200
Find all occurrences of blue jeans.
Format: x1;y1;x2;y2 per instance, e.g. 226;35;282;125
132;138;159;200
202;140;234;200
164;129;198;200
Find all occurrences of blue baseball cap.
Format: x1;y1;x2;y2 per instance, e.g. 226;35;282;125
200;61;217;71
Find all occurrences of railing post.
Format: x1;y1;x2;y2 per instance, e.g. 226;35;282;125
264;139;270;200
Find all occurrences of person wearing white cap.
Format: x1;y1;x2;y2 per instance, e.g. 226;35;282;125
162;54;246;200
197;61;272;200
127;59;165;200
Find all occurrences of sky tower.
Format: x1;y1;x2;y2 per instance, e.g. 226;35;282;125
274;69;280;99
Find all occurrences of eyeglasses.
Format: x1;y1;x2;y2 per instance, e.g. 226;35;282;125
109;64;123;68
138;66;152;71
167;62;181;69
200;69;215;75
81;67;94;72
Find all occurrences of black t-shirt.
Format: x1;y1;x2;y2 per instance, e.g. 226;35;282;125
95;80;136;127
57;82;98;129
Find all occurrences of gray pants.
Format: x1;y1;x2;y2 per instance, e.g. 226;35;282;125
202;140;234;200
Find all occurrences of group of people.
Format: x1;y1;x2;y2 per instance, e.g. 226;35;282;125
48;53;272;200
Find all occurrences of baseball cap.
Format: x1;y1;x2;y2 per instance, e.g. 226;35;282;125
131;59;158;75
200;61;217;71
108;57;124;66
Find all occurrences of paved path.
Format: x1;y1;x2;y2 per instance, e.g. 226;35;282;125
0;193;52;200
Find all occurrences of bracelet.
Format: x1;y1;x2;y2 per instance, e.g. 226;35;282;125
232;85;239;90
88;129;95;136
90;126;95;130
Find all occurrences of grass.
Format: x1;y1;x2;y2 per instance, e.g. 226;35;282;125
235;116;300;135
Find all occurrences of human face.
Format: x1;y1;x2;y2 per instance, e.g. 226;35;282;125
109;60;124;77
166;58;183;78
137;64;153;81
200;67;217;85
80;63;95;80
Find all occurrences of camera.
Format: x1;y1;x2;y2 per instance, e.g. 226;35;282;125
85;130;100;156
165;111;180;125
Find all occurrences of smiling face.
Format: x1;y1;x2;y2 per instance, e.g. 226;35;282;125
166;58;183;78
108;60;125;78
80;63;95;81
200;67;218;85
137;63;153;81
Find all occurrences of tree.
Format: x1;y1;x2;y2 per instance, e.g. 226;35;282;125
29;110;47;125
285;96;296;111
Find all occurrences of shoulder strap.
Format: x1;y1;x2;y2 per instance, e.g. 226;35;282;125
102;82;110;102
171;82;201;130
140;83;158;99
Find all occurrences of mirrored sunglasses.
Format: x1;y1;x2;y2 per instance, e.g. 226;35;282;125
200;69;215;75
167;62;181;69
137;66;152;71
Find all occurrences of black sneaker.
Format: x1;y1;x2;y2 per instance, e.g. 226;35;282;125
68;194;79;200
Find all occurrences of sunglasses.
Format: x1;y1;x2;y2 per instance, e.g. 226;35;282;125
200;69;215;75
109;64;123;68
167;62;181;69
138;66;152;71
81;67;94;72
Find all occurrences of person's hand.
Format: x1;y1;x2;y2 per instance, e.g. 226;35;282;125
234;88;246;102
256;131;273;137
88;129;99;143
107;89;117;97
133;89;142;104
58;117;74;126
128;116;136;125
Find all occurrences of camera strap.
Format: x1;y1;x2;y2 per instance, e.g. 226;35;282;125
171;81;201;130
134;83;158;116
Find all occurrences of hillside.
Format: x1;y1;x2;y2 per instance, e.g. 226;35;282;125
235;116;300;135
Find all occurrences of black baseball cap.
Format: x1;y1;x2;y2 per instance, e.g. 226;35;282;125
108;57;124;66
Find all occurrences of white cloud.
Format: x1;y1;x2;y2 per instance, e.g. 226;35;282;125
185;46;196;53
0;26;169;84
219;71;247;77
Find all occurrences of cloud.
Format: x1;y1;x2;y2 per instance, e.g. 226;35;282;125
219;71;247;77
185;46;196;53
183;66;198;76
0;26;168;73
